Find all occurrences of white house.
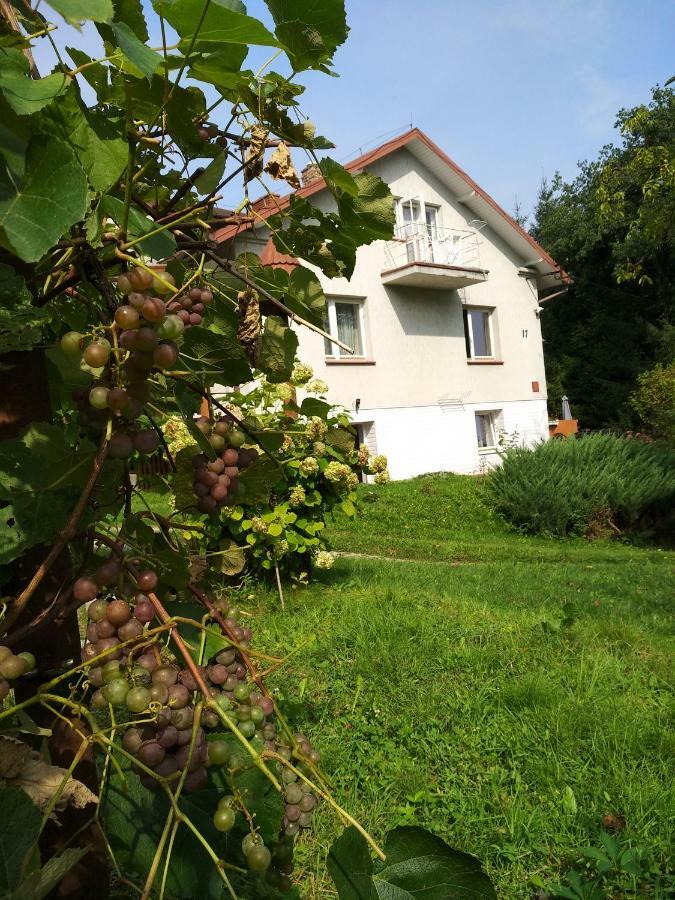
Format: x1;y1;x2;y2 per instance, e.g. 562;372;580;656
215;129;567;479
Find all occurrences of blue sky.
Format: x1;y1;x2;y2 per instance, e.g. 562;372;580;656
32;0;673;218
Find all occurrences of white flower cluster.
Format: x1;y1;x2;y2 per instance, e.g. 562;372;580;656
370;454;388;473
291;362;313;385
374;471;391;485
357;445;370;467
306;378;328;395
274;383;294;402
299;456;319;476
281;434;295;453
288;485;306;507
314;550;335;570
325;461;359;492
250;516;268;535
163;417;195;454
306;416;328;441
312;441;326;456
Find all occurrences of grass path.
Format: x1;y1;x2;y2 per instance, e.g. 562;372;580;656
250;475;674;897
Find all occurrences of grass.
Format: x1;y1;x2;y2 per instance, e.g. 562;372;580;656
245;475;674;897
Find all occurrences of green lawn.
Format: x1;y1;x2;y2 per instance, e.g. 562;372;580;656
249;475;674;897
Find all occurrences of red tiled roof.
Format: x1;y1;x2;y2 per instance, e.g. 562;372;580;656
260;237;298;272
212;127;566;281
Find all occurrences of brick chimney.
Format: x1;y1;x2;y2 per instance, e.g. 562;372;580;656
301;163;322;187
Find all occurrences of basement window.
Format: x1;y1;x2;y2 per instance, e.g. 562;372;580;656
475;411;498;449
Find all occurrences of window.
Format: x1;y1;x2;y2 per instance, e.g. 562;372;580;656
398;199;439;238
463;307;494;359
324;299;365;358
475;412;497;449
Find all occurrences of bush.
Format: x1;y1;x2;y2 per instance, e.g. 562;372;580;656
486;434;675;537
629;362;675;444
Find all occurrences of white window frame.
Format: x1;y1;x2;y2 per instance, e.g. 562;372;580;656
324;297;367;359
475;411;498;450
464;306;495;360
396;197;440;237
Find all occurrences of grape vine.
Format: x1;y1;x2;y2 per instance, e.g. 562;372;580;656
0;0;497;897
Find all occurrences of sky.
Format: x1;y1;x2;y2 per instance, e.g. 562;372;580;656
31;0;674;219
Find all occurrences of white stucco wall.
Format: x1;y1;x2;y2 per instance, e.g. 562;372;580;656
234;146;551;479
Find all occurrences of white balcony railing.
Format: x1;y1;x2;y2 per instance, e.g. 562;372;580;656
383;224;483;272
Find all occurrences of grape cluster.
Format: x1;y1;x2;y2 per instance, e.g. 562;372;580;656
166;284;213;329
190;417;258;514
196;123;227;149
61;267;190;459
76;556;318;888
0;646;36;700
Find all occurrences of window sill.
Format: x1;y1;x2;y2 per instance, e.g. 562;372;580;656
467;359;504;365
325;358;376;365
478;446;498;453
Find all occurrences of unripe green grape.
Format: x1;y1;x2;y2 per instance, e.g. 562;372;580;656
213;807;236;832
239;720;255;738
102;678;129;705
152;272;175;295
214;693;232;712
101;660;122;684
89;386;110;409
228;429;245;448
233;683;249;702
87;598;108;622
208;741;230;765
284;783;303;804
61;331;83;356
250;706;264;725
157;314;185;341
17;651;36;671
126;686;151;713
209;433;225;451
0;647;11;663
246;844;271;873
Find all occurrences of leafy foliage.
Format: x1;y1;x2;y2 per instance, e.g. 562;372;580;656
327;825;497;898
531;85;674;428
486;433;675;538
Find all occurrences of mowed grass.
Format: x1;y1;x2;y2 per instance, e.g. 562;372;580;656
249;475;674;897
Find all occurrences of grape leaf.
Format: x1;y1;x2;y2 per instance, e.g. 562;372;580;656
0;136;88;263
0;49;68;116
319;156;358;195
193;154;226;195
0;263;50;353
214;539;246;575
110;21;161;79
0;93;31;182
178;325;251;388
153;0;279;50
98;194;175;259
328;826;497;899
11;848;86;900
266;0;348;70
0;788;41;893
46;0;114;24
259;315;298;383
237;455;283;504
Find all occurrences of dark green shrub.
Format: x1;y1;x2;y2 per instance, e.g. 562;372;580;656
486;434;675;537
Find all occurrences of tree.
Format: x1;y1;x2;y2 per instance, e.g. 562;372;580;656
531;86;675;429
0;1;497;896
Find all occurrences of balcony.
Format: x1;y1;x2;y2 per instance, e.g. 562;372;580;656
381;225;488;289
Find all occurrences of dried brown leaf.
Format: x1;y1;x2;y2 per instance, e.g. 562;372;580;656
264;141;301;189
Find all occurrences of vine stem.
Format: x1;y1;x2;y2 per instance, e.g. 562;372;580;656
263;751;386;861
0;429;110;637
